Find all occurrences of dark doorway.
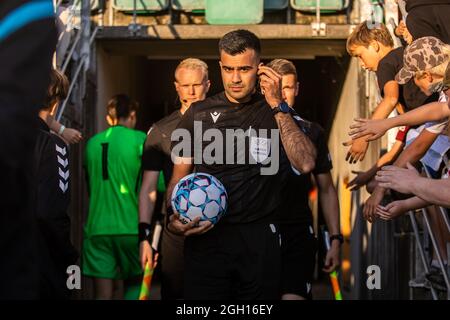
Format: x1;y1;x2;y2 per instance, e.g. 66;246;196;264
131;56;350;139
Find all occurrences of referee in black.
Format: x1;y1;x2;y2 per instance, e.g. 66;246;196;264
166;29;317;300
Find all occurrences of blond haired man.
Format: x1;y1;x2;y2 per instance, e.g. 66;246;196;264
139;58;210;299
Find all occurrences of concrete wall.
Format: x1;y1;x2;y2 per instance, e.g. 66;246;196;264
96;45;141;133
328;58;383;299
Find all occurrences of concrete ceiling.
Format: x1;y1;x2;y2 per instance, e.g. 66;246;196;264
97;24;349;59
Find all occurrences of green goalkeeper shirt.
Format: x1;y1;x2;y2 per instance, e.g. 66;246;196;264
85;125;146;236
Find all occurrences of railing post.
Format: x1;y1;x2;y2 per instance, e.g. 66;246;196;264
422;165;450;234
408;211;439;300
57;26;98;121
421;208;450;297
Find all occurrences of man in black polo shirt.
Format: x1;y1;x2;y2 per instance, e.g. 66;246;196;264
166;29;317;299
139;58;210;299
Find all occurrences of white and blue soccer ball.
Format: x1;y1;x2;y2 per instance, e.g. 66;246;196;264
171;172;228;225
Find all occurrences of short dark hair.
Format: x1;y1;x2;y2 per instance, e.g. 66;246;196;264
42;69;69;110
266;59;297;78
219;29;261;56
107;94;139;121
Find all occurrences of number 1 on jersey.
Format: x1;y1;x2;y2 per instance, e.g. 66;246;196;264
101;143;109;180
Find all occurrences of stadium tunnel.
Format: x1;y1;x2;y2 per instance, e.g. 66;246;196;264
61;0;420;301
68;38;351;299
94;39;350;136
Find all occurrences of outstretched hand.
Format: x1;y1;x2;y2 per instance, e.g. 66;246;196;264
348;118;390;141
376;200;408;220
375;163;420;194
343;136;369;164
347;170;372;191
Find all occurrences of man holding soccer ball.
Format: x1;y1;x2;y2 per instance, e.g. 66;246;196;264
166;29;317;299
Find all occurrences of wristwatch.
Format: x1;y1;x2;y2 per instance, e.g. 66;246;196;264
272;101;290;115
330;234;344;245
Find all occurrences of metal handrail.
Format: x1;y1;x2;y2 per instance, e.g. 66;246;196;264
56;26;98;121
422;165;450;234
408;211;439;300
55;0;83;71
405;159;450;299
405;163;450;299
421;207;450;294
61;30;81;73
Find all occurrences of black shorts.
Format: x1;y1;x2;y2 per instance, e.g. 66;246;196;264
406;4;450;44
160;227;185;300
279;222;318;299
184;221;281;300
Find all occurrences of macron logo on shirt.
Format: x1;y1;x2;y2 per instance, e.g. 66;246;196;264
210;112;221;123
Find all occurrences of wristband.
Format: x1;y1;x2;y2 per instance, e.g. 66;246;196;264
329;234;344;245
138;222;153;243
58;125;66;135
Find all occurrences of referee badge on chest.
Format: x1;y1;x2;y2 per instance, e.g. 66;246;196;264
250;136;271;164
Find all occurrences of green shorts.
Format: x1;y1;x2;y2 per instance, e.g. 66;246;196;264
82;235;142;280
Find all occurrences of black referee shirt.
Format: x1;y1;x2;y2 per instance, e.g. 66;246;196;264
142;110;182;184
277;115;332;225
173;91;289;224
